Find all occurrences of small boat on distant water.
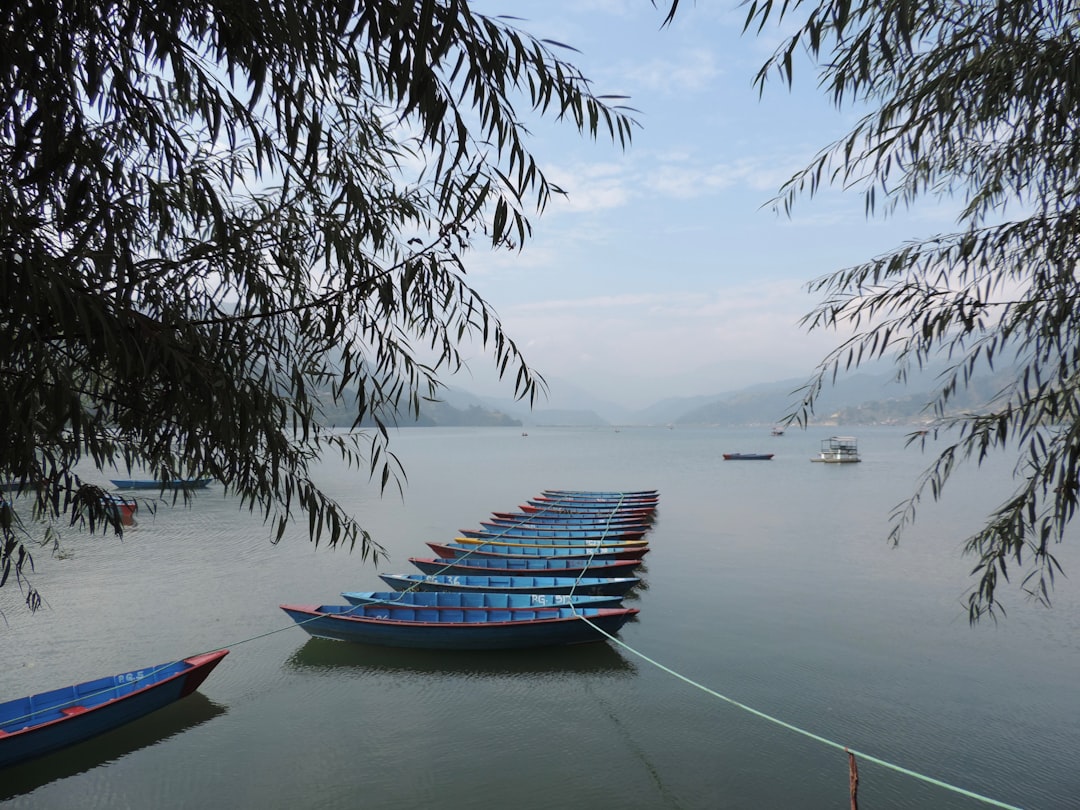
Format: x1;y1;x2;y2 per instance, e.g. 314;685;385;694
811;436;861;463
722;453;774;461
0;650;228;769
110;478;213;490
377;573;641;596
280;603;639;650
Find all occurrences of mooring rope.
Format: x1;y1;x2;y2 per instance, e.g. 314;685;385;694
578;615;1025;810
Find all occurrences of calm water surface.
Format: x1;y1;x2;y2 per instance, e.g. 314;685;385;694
2;426;1078;809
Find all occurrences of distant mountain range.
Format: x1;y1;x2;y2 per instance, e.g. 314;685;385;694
439;362;1012;428
314;361;1011;428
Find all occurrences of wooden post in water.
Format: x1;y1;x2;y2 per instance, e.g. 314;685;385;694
846;748;859;810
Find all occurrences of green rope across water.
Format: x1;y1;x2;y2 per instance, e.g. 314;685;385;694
580;616;1025;810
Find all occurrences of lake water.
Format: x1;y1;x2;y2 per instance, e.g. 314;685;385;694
2;425;1078;809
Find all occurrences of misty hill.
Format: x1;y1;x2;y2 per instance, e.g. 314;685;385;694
467;362;1014;427
657;364;1014;427
318;391;522;428
314;361;1016;429
438;385;615;427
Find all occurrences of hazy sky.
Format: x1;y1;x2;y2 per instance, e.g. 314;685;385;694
444;1;956;409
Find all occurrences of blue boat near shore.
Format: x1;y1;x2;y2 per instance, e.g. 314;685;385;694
0;650;229;769
280;604;639;650
427;541;648;562
410;556;642;579
340;591;624;609
377;573;641;596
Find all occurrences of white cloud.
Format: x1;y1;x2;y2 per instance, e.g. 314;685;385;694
615;49;724;95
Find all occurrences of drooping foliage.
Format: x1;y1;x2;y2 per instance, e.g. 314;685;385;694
0;0;635;608
743;0;1080;618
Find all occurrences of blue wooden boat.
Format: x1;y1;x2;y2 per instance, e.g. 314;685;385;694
534;490;658;502
519;503;655;517
460;531;647;547
0;650;228;769
467;525;647;541
340;591;624;609
488;512;651;528
454;535;648;549
378;573;641;596
426;541;648;562
542;489;658;498
279;604;639;650
722;453;774;461
109;478;213;490
473;522;639;542
527;497;657;512
490;509;651;522
410;556;641;579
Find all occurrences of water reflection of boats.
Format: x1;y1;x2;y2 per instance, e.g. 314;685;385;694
0;692;226;799
285;637;637;678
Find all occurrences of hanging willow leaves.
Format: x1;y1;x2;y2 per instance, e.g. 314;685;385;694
745;0;1080;620
0;0;638;608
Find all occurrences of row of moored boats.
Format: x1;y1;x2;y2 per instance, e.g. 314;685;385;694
0;489;657;770
279;488;659;650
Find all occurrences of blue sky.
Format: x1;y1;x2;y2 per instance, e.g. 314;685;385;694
447;1;955;409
